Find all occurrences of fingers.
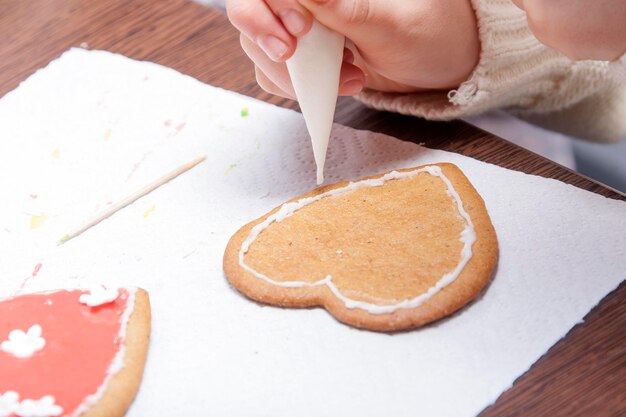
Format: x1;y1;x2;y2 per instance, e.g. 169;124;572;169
227;0;295;62
227;0;318;62
255;66;295;99
230;0;369;98
242;34;365;98
298;0;390;40
265;0;313;37
256;63;365;98
240;34;296;97
338;58;365;96
229;0;388;63
228;0;375;93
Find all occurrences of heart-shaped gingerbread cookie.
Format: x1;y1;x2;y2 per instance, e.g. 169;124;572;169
224;163;498;331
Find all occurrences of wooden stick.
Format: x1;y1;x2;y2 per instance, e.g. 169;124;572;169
58;155;206;245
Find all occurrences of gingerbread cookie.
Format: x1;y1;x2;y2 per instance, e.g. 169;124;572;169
224;163;498;331
0;287;150;417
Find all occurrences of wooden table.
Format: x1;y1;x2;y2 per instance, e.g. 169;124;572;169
1;0;624;415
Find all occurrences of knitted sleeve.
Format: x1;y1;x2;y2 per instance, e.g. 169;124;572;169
357;0;626;143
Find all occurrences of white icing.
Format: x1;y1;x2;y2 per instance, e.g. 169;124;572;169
239;166;477;314
79;285;119;307
1;325;46;358
16;395;62;417
71;287;137;417
0;391;19;417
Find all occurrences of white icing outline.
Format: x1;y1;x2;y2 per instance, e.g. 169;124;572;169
238;166;476;314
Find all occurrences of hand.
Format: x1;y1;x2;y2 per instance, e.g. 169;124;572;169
513;0;626;61
226;0;480;99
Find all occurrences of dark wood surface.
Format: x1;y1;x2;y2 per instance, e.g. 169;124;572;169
1;0;623;415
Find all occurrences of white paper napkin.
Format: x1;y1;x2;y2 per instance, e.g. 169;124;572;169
0;49;624;417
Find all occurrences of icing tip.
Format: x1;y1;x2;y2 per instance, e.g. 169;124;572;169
316;170;324;185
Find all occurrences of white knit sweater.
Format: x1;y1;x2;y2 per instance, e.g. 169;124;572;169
358;0;626;143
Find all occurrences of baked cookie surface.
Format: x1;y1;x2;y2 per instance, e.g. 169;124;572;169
224;163;498;331
0;287;150;417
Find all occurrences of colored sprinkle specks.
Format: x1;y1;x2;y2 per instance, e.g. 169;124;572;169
30;214;47;229
29;194;38;199
143;204;156;218
104;128;112;141
125;152;152;181
51;149;60;159
164;120;186;137
58;234;70;245
225;163;238;174
32;263;43;277
240;107;249;117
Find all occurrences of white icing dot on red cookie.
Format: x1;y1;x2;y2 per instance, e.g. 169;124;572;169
0;325;45;359
79;285;119;307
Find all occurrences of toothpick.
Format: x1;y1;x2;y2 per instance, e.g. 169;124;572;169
58;156;206;245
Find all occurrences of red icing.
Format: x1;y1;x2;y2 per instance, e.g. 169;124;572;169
0;289;133;417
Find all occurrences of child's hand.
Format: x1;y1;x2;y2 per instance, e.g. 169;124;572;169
226;0;479;99
513;0;626;61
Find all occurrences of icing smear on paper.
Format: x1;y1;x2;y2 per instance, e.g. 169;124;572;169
143;204;156;218
13;264;44;297
225;163;238;174
29;214;47;230
239;166;477;315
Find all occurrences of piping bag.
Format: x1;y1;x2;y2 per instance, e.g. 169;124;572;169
286;20;345;185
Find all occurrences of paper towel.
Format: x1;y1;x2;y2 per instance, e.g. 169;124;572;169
0;49;624;417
